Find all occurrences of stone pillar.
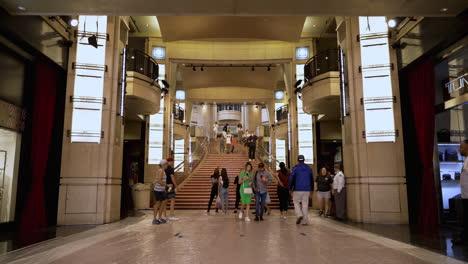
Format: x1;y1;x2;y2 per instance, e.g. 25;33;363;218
57;16;126;225
242;103;249;131
339;17;408;224
283;63;298;167
212;103;217;124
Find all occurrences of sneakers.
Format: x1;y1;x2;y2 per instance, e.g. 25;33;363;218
282;215;287;220
238;211;243;219
168;217;178;221
296;216;303;225
260;216;264;221
245;217;251;222
152;219;161;225
302;222;308;226
254;216;260;222
159;219;167;224
318;210;324;217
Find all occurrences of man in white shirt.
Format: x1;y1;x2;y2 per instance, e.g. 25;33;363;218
453;140;468;245
333;163;346;221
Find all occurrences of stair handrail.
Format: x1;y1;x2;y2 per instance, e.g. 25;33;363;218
255;142;282;183
174;137;209;173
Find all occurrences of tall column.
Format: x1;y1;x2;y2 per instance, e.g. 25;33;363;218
57;16;126;225
339;17;408;224
212;103;218;124
242;103;249;131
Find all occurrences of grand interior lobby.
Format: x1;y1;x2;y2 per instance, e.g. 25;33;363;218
0;0;467;263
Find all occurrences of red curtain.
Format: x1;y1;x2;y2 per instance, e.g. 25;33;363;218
20;60;58;231
408;59;438;231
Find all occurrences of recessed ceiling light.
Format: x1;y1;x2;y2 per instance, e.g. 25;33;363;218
17;6;26;11
440;7;448;12
145;24;149;27
312;24;316;27
387;19;397;28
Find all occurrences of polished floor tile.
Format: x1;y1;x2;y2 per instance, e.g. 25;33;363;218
0;211;465;264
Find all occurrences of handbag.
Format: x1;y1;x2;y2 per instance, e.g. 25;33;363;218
445;149;458;161
215;196;222;208
437;129;450;142
243;187;253;194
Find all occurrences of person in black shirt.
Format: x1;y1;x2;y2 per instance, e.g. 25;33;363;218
247;132;258;161
207;167;220;214
233;175;241;213
164;157;179;221
315;167;333;217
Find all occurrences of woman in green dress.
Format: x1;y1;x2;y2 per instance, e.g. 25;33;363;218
238;162;253;222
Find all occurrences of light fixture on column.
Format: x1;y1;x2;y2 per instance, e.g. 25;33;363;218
387;19;397;28
267;65;271;71
70;18;79;27
251;66;255;71
201;65;204;71
192;66;196;71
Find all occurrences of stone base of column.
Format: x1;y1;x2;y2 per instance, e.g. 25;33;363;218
57;179;122;225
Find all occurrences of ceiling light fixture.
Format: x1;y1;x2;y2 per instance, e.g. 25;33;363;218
387;19;397;28
440;7;448;12
70;18;79;27
17;6;26;11
145;24;149;27
312;24;316;27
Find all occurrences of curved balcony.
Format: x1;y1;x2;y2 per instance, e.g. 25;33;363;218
125;49;162;118
218;110;241;121
274;105;288;139
301;49;341;117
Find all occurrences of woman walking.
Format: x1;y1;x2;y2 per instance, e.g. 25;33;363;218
207;167;220;214
315;167;334;217
219;168;230;214
238;162;254;222
277;162;291;219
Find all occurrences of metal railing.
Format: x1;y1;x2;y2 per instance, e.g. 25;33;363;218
304;49;340;81
173;105;185;122
127;49;159;80
255;140;281;182
276;105;288;122
174;137;209;186
217;104;242;112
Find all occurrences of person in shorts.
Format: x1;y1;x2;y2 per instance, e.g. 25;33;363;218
164;157;178;221
153;160;172;225
315;167;334;218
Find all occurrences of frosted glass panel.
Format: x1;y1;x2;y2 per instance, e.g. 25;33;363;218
148;98;165;164
359;16;396;143
71;16;107;143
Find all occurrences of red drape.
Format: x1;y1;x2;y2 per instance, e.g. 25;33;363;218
409;59;438;231
20;60;58;231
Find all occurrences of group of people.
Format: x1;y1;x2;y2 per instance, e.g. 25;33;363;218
152;158;179;225
213;122;258;161
205;154;347;224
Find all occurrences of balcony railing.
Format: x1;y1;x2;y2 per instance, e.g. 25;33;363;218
173;105;185;122
127;49;159;80
304;49;340;81
276;105;288;122
217;104;242;112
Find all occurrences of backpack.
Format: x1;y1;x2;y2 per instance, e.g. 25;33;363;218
222;178;229;188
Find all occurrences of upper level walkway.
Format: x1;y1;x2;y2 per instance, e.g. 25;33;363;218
0;211;463;264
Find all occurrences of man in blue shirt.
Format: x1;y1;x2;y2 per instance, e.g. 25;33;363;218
289;155;314;225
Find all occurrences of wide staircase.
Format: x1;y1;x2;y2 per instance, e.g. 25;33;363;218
176;153;280;210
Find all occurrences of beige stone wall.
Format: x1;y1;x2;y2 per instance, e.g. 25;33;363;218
339;17;408;224
57;17;126;225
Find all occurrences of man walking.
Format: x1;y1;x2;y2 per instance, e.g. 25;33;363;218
252;163;272;221
289;155;314;225
164;157;178;221
247;132;258;161
453;140;468;245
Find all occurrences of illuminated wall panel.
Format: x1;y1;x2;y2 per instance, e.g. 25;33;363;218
71;16;107;143
148;98;165;164
359;17;396;142
296;64;314;164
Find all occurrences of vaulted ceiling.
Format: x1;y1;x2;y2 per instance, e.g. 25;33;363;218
1;0;464;16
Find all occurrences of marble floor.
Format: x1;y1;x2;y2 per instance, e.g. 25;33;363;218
0;211;466;264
